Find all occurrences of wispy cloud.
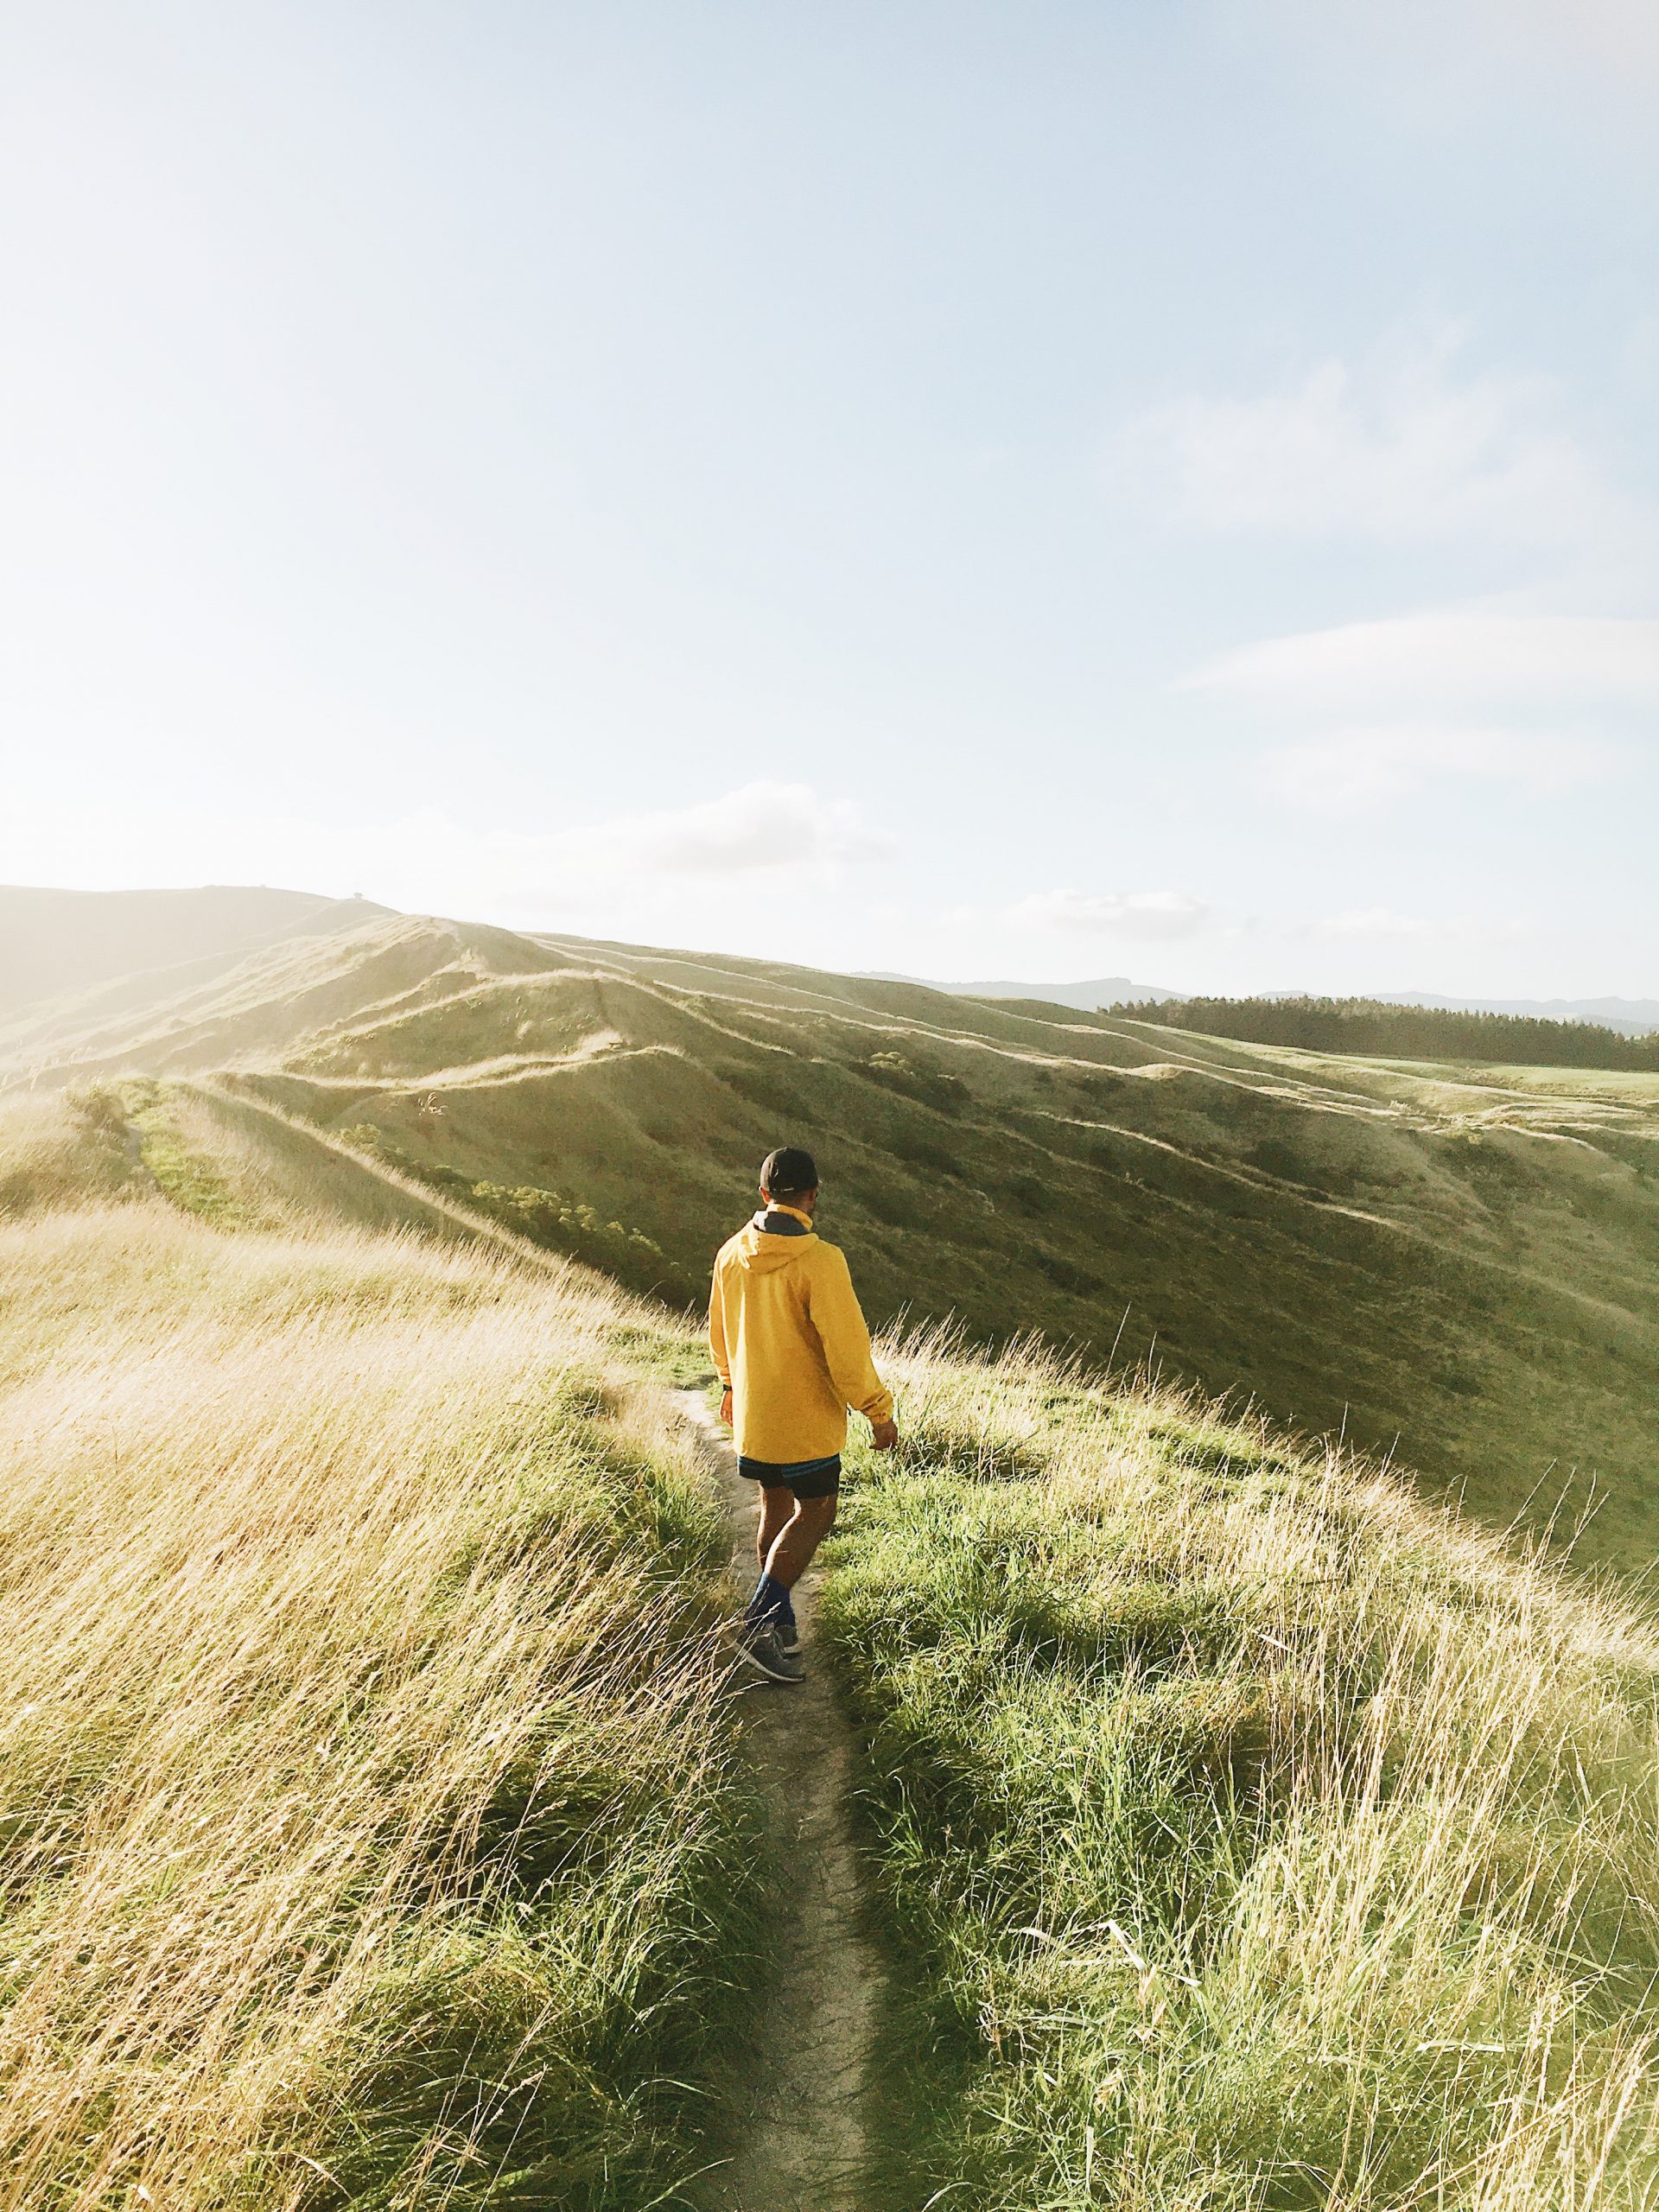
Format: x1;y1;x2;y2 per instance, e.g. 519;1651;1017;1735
1185;613;1659;713
549;780;886;878
1001;888;1210;939
1251;0;1659;107
1109;336;1637;551
0;784;893;936
1265;723;1620;814
1313;905;1528;945
321;783;891;916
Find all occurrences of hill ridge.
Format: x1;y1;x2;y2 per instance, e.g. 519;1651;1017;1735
4;891;1658;1562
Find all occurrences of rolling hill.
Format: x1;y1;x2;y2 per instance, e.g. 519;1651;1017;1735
7;948;1659;2205
0;883;394;1023
10;1081;1659;2205
4;887;1658;1563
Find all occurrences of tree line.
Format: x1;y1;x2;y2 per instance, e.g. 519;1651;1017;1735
1103;995;1659;1070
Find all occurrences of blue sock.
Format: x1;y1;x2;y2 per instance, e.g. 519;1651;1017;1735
745;1573;793;1627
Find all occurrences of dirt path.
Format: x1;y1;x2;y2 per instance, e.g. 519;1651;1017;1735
675;1389;887;2212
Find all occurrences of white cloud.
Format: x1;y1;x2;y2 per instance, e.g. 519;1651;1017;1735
1266;723;1619;814
0;782;892;935
295;783;889;917
1185;613;1659;714
1002;888;1210;939
1313;906;1528;945
550;780;883;879
1249;0;1659;105
1109;339;1633;549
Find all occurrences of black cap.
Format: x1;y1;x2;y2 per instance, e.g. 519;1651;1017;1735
760;1146;818;1197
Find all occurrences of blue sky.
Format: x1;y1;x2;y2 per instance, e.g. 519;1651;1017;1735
2;1;1654;994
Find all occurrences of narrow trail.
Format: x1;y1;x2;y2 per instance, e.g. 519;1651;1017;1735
675;1390;888;2212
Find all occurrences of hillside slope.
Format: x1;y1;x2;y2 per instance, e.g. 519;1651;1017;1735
825;1332;1659;2209
5;903;1658;1560
0;1104;758;2209
7;1090;1659;2207
0;883;395;1035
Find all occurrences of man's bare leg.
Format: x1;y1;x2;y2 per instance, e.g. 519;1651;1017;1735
758;1487;838;1590
756;1484;797;1574
737;1486;838;1675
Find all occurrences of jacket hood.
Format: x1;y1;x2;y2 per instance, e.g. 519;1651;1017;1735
730;1216;820;1274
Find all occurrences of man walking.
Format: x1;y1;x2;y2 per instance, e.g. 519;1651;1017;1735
709;1146;898;1684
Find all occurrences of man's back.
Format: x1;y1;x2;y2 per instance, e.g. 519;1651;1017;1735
710;1206;892;1463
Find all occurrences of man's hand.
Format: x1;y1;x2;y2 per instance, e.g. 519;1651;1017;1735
720;1387;734;1430
870;1415;899;1452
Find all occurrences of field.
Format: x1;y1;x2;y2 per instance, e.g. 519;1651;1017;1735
828;1338;1659;2208
5;888;1658;1564
0;1104;753;2209
7;1081;1659;2204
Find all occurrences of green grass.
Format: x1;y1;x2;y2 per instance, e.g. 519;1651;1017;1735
824;1329;1659;2209
13;1016;1659;2205
0;1168;756;2209
11;906;1659;1560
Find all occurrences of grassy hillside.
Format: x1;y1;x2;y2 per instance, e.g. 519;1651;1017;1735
8;1090;1659;2206
5;904;1659;1561
0;1114;760;2209
0;885;393;1027
825;1334;1659;2209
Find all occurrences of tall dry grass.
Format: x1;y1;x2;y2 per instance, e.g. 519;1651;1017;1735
828;1326;1659;2209
0;1092;137;1217
0;1199;743;2209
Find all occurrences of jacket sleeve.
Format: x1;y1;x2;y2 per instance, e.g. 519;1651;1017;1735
806;1248;893;1426
709;1254;731;1389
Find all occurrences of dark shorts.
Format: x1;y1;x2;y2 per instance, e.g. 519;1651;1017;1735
736;1452;842;1500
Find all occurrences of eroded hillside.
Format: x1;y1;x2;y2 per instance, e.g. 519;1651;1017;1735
5;899;1658;1559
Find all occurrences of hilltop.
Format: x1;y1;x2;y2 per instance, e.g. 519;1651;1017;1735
4;891;1658;1561
0;883;396;1029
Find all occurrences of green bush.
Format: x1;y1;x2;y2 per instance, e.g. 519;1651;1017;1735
338;1128;696;1304
865;1050;969;1115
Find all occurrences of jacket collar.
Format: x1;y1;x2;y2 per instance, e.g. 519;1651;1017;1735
752;1203;814;1236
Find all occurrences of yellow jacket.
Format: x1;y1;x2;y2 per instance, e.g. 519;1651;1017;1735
709;1208;893;1462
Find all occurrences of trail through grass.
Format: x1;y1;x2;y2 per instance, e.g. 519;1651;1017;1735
676;1390;888;2212
13;901;1659;1565
12;1080;1659;2207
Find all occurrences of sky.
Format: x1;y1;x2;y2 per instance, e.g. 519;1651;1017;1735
1;0;1655;996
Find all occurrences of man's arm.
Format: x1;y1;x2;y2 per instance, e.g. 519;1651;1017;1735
808;1248;897;1449
709;1262;734;1430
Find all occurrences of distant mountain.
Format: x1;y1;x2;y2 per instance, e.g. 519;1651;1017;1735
868;972;1659;1035
859;971;1182;1012
1381;991;1659;1037
0;884;394;1024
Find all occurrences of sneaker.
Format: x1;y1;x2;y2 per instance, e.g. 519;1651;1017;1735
735;1620;805;1684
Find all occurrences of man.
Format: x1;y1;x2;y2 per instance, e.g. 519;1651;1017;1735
709;1145;898;1684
